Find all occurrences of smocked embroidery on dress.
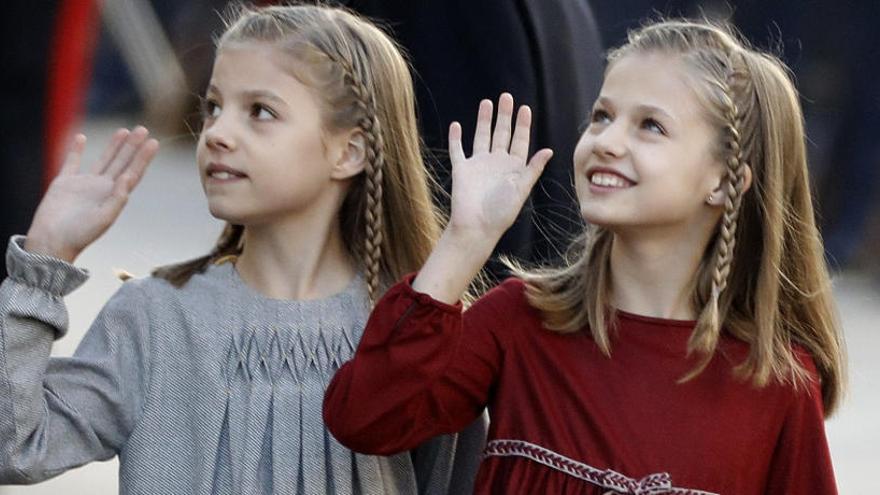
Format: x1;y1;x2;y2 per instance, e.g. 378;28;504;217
483;440;718;495
214;268;395;493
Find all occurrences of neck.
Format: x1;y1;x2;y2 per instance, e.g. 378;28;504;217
234;213;355;301
609;222;715;320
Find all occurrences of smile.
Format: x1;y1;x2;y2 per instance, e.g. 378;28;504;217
209;171;242;180
588;171;634;189
206;162;248;182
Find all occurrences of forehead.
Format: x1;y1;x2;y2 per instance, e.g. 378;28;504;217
210;42;309;95
600;52;706;123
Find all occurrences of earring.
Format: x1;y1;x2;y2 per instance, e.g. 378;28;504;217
706;193;714;203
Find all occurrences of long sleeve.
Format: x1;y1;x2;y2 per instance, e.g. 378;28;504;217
763;356;838;494
0;236;152;484
324;275;511;456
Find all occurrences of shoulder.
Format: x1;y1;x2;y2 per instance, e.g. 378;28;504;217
757;345;827;422
470;277;530;312
466;277;543;334
790;345;825;406
95;276;176;328
129;262;229;301
107;266;219;320
111;274;176;305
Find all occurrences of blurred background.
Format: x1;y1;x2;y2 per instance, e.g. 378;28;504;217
1;0;877;493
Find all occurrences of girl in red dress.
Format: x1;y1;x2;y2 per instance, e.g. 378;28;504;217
324;19;845;494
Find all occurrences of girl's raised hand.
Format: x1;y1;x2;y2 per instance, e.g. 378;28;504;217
447;93;552;241
411;94;552;302
24;127;159;263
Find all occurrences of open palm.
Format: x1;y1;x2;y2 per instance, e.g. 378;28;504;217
447;93;553;239
25;127;159;262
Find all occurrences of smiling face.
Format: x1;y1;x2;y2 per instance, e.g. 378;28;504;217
573;52;726;234
196;41;351;226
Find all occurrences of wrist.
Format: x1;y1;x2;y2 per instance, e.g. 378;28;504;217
412;226;496;304
443;222;500;256
23;231;78;264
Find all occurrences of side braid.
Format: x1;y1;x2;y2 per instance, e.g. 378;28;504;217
706;78;748;335
333;53;386;303
711;82;748;303
686;63;750;373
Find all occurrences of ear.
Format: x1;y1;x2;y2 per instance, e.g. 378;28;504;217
707;163;753;206
331;130;367;180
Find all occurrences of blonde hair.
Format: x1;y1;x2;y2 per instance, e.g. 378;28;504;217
512;19;845;415
154;4;443;302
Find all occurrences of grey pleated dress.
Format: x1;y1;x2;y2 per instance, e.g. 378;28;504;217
0;236;485;494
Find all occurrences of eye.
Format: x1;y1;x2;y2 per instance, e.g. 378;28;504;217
641;118;666;135
250;103;277;121
200;98;221;120
590;108;612;125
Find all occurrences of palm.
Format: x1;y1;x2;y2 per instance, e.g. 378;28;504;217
448;94;552;238
26;128;159;262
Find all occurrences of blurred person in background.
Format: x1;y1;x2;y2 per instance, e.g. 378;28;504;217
0;1;98;280
342;0;606;280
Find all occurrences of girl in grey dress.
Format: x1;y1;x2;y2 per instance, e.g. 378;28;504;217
0;5;485;494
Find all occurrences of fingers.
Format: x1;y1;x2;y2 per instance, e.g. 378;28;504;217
472;99;493;155
490;93;514;153
103;126;151;178
448;122;466;166
468;94;534;160
126;138;159;188
59;134;87;176
509;105;532;160
94;128;131;174
524;148;553;187
114;137;159;197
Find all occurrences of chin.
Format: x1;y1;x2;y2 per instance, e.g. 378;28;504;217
580;201;611;225
580;204;636;231
207;202;249;225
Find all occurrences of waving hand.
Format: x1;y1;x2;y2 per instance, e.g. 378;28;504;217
413;94;553;302
25;127;159;263
446;93;553;239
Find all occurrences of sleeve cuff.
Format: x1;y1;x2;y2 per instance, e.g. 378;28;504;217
394;273;463;315
6;235;89;296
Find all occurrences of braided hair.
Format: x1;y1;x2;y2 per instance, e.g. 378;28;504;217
514;19;845;414
155;5;443;306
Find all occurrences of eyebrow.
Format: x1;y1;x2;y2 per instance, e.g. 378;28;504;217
206;85;288;107
596;96;676;122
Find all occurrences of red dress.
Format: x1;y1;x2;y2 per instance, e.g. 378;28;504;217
324;277;837;494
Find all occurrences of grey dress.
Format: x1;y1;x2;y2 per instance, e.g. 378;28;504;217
0;236;486;494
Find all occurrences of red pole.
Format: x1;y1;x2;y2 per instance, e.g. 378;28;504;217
43;0;101;188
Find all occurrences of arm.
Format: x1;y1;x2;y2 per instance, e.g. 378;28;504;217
0;127;158;483
0;237;152;483
325;94;551;455
763;357;838;494
324;276;512;455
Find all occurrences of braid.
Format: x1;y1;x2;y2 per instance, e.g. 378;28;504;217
333;53;386;303
710;81;748;303
685;63;750;374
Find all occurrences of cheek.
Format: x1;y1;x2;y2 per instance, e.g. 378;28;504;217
195;139;210;182
572;134;592;178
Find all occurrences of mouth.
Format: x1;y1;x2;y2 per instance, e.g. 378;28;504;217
205;163;248;182
586;167;635;190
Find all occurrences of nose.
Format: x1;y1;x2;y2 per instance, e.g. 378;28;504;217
591;120;627;159
202;113;237;152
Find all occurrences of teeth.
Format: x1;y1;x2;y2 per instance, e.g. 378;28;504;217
590;172;629;188
212;171;233;180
